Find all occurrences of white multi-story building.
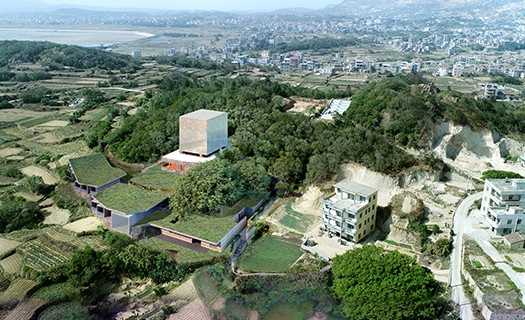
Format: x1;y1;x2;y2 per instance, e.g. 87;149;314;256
320;179;378;243
481;179;525;236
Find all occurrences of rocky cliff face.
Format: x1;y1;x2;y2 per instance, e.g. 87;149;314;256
430;122;525;178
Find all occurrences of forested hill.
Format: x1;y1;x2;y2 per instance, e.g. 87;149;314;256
343;75;525;148
0;40;140;70
97;73;525;192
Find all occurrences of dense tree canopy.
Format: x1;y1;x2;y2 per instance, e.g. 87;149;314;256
332;245;446;320
105;73;415;193
0;40;140;70
170;158;270;216
481;169;523;180
0;196;44;233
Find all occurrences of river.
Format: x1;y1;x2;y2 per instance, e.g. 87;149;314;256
0;27;154;46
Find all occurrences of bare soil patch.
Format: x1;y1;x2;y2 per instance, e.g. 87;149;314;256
63;217;104;233
21;166;59;185
168;298;212;320
0;239;21;256
43;206;70;225
0;148;24;158
35;120;69;127
0;253;23;275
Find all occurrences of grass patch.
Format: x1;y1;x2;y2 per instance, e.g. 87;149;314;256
263;301;315;320
384;239;413;250
278;202;317;233
130;164;180;191
19;115;59;128
193;268;222;307
220;197;263;216
32;282;79;302
93;183;167;213
472;260;483;269
238;236;303;273
150;213;236;243
69;153;126;186
38;301;91;320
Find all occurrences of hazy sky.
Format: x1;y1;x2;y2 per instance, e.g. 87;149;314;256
40;0;339;11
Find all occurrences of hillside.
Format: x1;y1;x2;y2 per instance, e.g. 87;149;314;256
102;73;524;196
0;41;140;71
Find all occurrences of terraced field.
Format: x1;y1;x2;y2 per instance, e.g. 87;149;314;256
63;217;105;233
38;301;88;320
19;239;72;271
3;229;42;242
0;279;38;305
43;206;70;225
169;298;212;320
21;166;59;185
32;282;78;302
3;298;46;320
193;270;226;311
0;254;23;275
0;239;21;257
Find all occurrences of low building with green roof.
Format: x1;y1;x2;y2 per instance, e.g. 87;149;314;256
91;184;169;234
68;153;126;194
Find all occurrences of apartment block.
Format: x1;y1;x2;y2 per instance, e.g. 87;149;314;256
320;179;378;243
481;179;525;236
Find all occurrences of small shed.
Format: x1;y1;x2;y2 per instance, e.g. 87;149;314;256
503;232;525;250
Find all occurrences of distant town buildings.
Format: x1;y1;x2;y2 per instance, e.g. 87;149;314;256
321;179;378;243
481;179;525;236
480;83;500;99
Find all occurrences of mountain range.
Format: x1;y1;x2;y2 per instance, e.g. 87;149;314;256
2;0;525;18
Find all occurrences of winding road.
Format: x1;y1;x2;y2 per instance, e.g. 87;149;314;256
449;192;482;320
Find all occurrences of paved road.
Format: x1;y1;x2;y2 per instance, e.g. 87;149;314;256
450;192;482;320
464;212;525;306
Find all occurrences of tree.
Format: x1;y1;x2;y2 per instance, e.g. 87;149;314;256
332;245;445;320
481;170;523;180
170;159;268;216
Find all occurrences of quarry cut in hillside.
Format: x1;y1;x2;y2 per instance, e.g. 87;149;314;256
430;122;525;179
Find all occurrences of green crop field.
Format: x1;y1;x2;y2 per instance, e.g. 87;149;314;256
238;236;303;273
19;116;62;128
3;229;42;242
38;301;89;320
19;239;72;272
130;164;180;191
32;282;79;302
0;279;38;305
69;153;126;186
94;183;167;213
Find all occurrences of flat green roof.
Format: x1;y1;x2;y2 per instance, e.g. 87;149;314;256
130;165;180;191
94;184;167;214
69;153;126;187
151;213;237;243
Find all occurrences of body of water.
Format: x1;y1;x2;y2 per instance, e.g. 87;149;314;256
0;28;154;46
